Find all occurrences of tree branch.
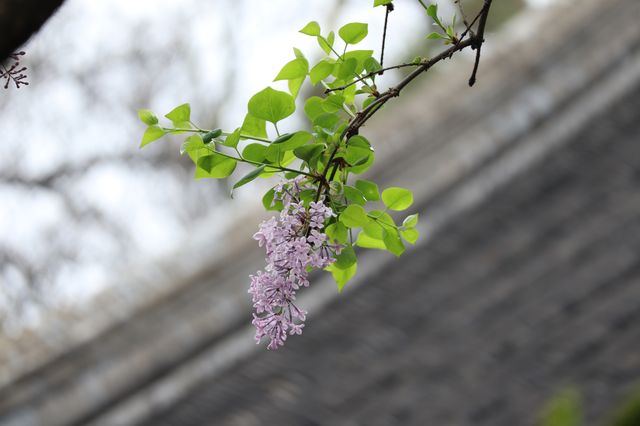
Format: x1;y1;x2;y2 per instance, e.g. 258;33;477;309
315;0;494;204
468;0;492;86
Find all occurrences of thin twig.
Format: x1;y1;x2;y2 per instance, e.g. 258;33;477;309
460;7;483;40
379;3;394;76
455;0;473;37
468;0;492;86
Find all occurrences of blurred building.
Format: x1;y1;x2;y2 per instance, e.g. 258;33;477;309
1;0;640;424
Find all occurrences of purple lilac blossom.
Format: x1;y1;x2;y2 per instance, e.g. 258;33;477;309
249;177;341;349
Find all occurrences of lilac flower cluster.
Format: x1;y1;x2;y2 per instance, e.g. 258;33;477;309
250;177;341;349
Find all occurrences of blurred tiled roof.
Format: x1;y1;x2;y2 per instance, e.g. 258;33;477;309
2;0;640;424
141;70;640;426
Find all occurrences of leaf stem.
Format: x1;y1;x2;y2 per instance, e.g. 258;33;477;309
203;146;315;178
368;214;398;230
162;127;273;144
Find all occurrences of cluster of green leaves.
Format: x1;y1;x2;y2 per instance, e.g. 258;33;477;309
422;2;459;44
325;182;419;290
137;0;478;291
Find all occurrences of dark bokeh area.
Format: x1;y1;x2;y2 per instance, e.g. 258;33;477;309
1;0;640;425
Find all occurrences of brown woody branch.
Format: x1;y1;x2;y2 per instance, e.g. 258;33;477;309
315;0;494;204
468;0;492;86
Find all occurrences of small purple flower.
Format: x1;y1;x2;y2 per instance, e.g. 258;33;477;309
248;177;341;349
307;229;326;247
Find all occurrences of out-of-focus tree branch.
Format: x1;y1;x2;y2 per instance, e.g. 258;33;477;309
0;0;66;62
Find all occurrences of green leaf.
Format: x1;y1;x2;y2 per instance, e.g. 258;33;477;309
338;22;368;45
304;96;325;121
401;228;420;245
262;188;283;211
241;113;268;139
355;179;380;201
381;187;414;211
365;210;395;239
343;89;358;109
196;154;237;179
427;3;438;19
374;0;393;6
299;21;321;36
317;31;335;55
402;213;419;228
266;136;305;164
272;131;312;151
293;47;306;59
383;228;405;256
343;50;374;74
138;109;158;126
345;145;371;167
446;25;456;39
140;125;166;148
334;245;357;270
363;57;382;74
345;135;373;168
356;232;387;250
247;87;295;124
242;143;268;163
274;58;309;81
293;144;324;163
326;222;349;244
336;58;357;80
426;4;444;28
362;96;376;109
164;103;191;126
273;133;293;144
345;135;375;174
340;204;369;228
321;94;345;113
264;144;284;164
326;262;357;291
344;185;367;206
264;133;305;163
310;60;335;85
222;128;241;148
426;32;445;40
363;218;384;240
347;135;371;148
297;188;316;204
232;165;266;192
349;152;374;174
541;389;582;426
288;77;305;99
313;112;340;133
180;134;205;155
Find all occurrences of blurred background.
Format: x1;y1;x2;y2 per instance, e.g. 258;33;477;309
1;0;640;425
